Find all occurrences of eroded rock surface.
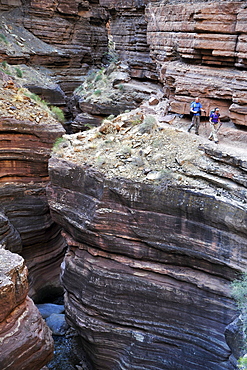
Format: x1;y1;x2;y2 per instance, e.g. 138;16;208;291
0;79;67;301
146;0;247;126
47;111;247;369
0;249;53;370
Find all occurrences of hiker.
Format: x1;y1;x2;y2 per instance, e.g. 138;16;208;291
208;108;221;143
188;97;205;135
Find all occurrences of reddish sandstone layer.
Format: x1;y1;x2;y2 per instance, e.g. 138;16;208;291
0;83;67;301
146;1;247;126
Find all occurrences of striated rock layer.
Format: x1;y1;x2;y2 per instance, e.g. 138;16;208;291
47;152;247;370
0;249;53;370
146;0;247;126
0;183;67;301
0;83;67;301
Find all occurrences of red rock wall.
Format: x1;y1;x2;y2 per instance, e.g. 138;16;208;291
0;82;67;301
2;0;247;125
146;1;247;126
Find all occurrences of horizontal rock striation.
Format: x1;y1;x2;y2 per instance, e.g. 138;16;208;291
0;1;109;95
0;183;67;301
0;249;53;370
146;0;247;126
47;152;247;370
0;117;64;183
0;83;67;301
101;0;156;80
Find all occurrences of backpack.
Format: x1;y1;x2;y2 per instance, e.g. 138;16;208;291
210;108;218;116
189;102;194;117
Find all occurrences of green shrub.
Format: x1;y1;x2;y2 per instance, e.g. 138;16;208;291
94;89;102;96
231;273;247;320
107;114;115;120
15;67;23;78
2;61;7;68
0;34;8;45
84;123;93;130
52;137;65;151
138;115;157;134
50;106;65;123
231;273;247;368
238;356;247;369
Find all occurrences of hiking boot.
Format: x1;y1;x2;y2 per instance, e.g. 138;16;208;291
195;132;199;135
215;141;219;144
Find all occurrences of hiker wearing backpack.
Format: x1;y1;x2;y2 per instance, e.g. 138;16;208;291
208;108;221;143
188;97;205;135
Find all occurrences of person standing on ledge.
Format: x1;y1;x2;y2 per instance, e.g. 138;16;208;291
208;108;221;144
188;97;205;135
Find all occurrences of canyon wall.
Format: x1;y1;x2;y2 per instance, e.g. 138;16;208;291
0;80;67;300
47;136;247;369
145;0;247;125
0;0;109;95
0;80;66;367
2;0;247;125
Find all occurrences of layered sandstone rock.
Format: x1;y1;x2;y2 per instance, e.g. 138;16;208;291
146;1;247;126
0;1;108;95
0;249;53;370
0;183;67;301
0;83;67;301
47;126;247;369
2;0;247;127
101;0;156;79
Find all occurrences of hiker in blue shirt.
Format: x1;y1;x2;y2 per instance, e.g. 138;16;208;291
208;108;221;143
188;97;205;135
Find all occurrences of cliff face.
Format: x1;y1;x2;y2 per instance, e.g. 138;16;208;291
146;0;247;126
0;0;109;95
47;111;247;369
0;79;66;300
0;78;65;367
0;249;53;370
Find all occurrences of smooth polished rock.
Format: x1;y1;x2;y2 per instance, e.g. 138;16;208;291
46;313;69;336
37;303;65;319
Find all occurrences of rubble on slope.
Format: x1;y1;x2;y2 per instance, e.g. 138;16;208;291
0;72;61;124
52;100;247;204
